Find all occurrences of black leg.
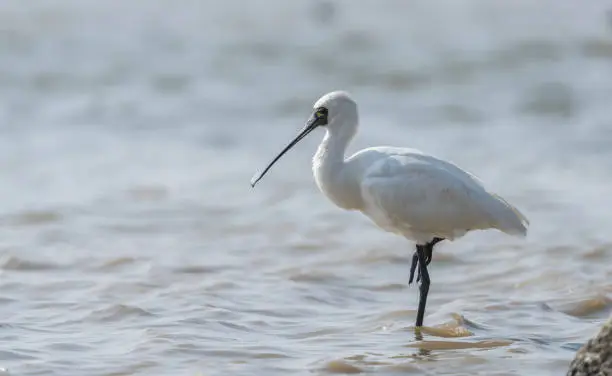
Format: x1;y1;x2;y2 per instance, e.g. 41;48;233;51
431;237;444;246
414;237;444;283
424;237;444;266
424;245;433;266
408;252;418;285
415;244;430;327
410;238;444;327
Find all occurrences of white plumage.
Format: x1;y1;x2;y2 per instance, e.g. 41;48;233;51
251;90;529;327
351;147;527;243
308;91;528;244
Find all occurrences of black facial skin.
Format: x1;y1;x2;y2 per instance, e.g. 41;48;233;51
313;107;328;126
250;106;329;187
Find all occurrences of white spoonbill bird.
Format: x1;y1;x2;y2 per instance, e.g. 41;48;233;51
250;91;529;327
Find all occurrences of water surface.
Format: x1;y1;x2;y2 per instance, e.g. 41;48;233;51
1;1;612;375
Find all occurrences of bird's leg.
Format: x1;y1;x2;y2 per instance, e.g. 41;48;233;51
431;237;444;246
424;237;444;266
415;246;430;284
408;252;419;285
424;245;433;266
416;237;444;282
415;244;430;328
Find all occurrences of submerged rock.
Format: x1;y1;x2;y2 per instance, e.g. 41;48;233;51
568;316;612;376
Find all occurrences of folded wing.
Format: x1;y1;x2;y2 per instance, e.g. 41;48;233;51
359;152;528;240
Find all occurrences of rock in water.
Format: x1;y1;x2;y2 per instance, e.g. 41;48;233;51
568;316;612;376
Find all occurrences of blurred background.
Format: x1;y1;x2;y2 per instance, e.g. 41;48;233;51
1;0;612;375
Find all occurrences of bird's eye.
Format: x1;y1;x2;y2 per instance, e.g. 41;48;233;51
311;107;328;126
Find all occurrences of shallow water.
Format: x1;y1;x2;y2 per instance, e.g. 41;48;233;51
1;0;612;375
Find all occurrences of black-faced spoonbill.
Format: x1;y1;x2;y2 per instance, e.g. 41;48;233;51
250;91;529;328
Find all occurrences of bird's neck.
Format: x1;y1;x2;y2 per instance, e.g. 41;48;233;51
312;126;361;210
314;129;348;168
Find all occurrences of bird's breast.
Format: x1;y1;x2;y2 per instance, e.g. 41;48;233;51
312;164;362;211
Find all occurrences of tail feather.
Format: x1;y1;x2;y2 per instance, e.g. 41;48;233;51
489;193;529;236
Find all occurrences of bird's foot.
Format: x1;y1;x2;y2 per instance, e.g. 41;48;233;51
410;238;444;285
409;252;419;285
424;247;432;266
410;270;422;285
424;237;443;266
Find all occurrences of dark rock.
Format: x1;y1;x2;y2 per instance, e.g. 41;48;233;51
568;317;612;376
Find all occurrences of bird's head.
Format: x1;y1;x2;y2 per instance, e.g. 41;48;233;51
311;90;358;132
250;90;358;187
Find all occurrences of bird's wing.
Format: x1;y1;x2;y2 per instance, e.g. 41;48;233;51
359;154;528;240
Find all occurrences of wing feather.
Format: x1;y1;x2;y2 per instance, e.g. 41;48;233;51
359;153;528;240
